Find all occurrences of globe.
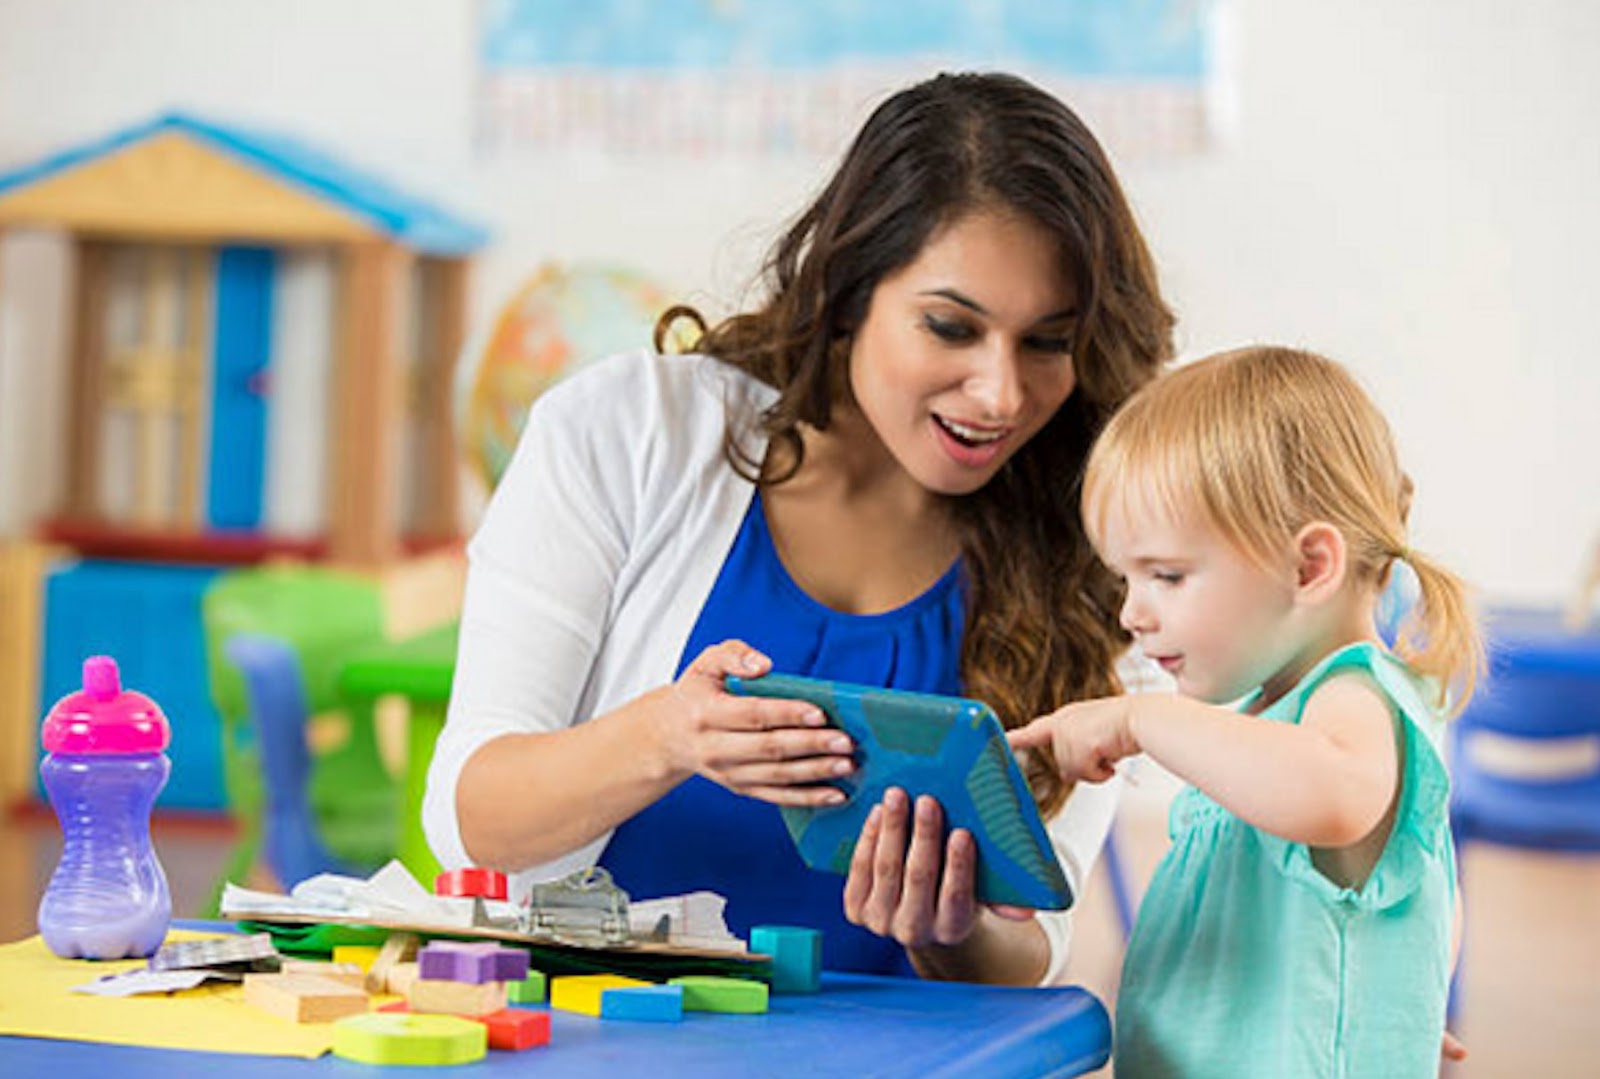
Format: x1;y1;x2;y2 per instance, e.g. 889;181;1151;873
456;263;683;490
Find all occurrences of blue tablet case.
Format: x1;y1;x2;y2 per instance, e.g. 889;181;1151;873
725;673;1072;911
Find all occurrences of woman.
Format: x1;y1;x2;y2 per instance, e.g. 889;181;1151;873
423;71;1174;985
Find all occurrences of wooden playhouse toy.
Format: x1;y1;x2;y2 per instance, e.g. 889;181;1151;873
0;114;486;813
0;112;488;569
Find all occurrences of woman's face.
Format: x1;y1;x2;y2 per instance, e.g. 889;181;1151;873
847;207;1080;496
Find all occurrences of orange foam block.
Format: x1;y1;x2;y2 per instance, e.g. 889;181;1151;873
481;1007;551;1050
383;1001;552;1051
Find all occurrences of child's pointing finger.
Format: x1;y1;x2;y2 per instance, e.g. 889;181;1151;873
1006;721;1051;751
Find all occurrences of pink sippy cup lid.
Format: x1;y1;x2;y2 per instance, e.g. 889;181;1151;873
41;656;171;754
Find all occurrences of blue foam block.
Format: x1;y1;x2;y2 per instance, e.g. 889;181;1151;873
600;984;684;1022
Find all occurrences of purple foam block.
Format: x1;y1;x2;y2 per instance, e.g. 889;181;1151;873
417;940;531;985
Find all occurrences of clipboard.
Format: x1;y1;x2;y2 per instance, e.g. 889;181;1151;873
727;673;1073;911
225;867;771;981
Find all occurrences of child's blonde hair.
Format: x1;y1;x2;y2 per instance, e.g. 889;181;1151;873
1082;345;1483;711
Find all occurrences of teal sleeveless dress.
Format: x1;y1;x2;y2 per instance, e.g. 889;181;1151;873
1115;642;1455;1078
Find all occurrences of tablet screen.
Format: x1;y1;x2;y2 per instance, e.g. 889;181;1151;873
727;673;1072;911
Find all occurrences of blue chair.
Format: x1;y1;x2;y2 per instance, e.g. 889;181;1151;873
1101;827;1137;940
223;633;369;888
1447;609;1600;1019
202;566;396;906
1450;610;1600;852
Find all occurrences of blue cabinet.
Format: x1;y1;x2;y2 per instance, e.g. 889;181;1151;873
40;560;227;809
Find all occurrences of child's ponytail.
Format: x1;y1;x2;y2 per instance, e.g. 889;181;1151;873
1390;547;1485;715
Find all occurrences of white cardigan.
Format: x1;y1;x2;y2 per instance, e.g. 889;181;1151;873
423;349;1130;985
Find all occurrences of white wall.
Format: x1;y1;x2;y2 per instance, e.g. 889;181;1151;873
0;0;1594;605
1128;1;1600;606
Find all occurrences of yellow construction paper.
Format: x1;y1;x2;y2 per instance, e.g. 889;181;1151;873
0;930;357;1058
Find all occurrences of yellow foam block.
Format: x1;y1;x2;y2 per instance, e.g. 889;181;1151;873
333;1012;487;1066
550;974;651;1017
332;945;382;973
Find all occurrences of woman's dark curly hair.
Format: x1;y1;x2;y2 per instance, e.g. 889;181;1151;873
656;71;1174;814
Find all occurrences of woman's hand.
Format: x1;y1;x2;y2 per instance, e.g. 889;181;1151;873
661;640;856;806
1007;697;1140;784
841;788;1034;949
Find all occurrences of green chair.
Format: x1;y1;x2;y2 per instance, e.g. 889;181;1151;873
202;564;399;907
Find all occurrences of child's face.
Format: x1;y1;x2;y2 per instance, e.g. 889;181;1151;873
1098;502;1305;704
846;207;1080;496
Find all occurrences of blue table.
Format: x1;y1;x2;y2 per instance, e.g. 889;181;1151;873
0;944;1110;1078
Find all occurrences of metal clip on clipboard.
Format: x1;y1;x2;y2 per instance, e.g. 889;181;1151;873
519;866;632;947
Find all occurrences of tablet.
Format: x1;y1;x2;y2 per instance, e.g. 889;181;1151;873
725;672;1072;911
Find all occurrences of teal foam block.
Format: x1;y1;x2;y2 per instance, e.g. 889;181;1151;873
600;984;684;1022
750;925;821;993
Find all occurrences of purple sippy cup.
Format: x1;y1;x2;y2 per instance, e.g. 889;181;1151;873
37;656;172;959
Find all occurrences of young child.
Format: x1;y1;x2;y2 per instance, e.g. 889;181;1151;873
1008;345;1482;1078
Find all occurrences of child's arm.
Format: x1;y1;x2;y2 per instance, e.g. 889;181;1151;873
1008;675;1398;849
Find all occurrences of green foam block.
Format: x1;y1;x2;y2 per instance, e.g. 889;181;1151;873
668;975;769;1014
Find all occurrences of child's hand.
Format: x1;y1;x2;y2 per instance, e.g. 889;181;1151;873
1007;698;1141;783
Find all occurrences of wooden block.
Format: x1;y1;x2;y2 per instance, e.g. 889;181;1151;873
332;944;382;973
365;931;421;993
387;961;421;999
506;969;547;1005
332;1012;487;1066
242;973;369;1024
480;1007;551;1051
751;925;823;993
409;976;507;1018
600;984;684;1022
549;974;650;1017
669;975;769;1014
279;960;366;988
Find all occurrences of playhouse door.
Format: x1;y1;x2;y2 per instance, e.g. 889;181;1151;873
207;246;275;529
100;246;210;529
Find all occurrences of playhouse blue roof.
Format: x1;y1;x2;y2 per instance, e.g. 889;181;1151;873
0;112;488;256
